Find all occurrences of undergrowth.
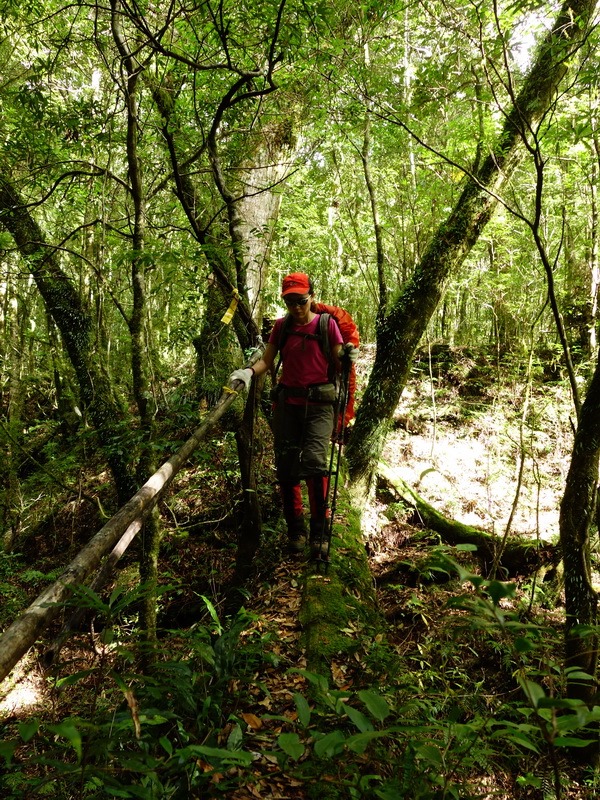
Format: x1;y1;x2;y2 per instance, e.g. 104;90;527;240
1;556;599;799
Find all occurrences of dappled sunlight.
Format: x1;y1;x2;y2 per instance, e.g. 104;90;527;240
381;374;573;543
0;681;41;715
0;660;44;718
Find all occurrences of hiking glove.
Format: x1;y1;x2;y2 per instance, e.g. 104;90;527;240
342;343;358;363
229;367;254;390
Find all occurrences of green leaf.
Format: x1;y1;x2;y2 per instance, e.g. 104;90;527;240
159;736;173;756
139;714;170;725
514;636;536;653
342;703;374;732
486;580;515;605
413;742;443;766
554;736;596;748
56;669;96;688
345;730;387;754
18;719;39;742
294;692;311;727
517;773;542;789
227;723;243;751
48;721;82;762
565;669;595;680
314;729;346;758
375;787;405;800
289;669;329;692
502;731;540;753
182;745;253;766
358;690;390;722
200;595;223;634
278;732;305;760
520;679;546;708
0;740;17;764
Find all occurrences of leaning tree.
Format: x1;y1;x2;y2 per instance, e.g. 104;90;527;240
345;0;599;489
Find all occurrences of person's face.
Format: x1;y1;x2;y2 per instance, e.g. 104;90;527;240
284;294;312;323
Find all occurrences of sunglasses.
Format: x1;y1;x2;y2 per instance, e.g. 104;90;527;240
284;296;310;307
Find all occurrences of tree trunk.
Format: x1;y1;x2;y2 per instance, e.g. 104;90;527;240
193;276;238;407
1;276;31;549
559;354;600;704
237;121;296;325
346;0;598;489
231;379;264;594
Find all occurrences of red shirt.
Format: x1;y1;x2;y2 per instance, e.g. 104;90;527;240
270;314;343;393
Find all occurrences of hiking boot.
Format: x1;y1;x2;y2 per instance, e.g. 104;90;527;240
287;533;306;555
286;515;306;555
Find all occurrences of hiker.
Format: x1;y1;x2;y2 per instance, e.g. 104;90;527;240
229;272;358;559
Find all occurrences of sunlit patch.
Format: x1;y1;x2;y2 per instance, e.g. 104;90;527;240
0;656;44;718
0;679;41;716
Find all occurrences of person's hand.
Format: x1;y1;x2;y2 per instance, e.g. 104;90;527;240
229;368;253;390
341;343;358;363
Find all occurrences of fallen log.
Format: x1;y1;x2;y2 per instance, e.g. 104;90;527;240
377;462;557;577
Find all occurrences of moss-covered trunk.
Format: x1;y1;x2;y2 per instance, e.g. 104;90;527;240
110;0;162;650
559;354;600;704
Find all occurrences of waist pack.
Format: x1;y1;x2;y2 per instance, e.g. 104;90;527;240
270;383;337;404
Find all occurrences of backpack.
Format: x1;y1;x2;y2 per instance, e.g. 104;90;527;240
312;302;360;349
310;303;359;430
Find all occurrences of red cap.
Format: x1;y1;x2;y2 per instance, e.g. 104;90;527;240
281;272;311;297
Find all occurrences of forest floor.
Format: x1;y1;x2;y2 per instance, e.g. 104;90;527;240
0;345;598;799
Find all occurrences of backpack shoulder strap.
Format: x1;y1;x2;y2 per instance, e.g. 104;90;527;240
272;314;292;378
318;312;331;362
277;313;294;353
313;302;359;347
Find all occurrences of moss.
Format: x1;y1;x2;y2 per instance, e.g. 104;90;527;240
299;477;383;678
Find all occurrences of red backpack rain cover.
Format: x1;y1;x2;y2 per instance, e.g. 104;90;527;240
312;302;359;430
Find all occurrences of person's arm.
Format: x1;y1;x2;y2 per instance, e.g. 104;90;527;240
229;342;277;390
327;317;357;365
251;343;277;377
338;342;359;365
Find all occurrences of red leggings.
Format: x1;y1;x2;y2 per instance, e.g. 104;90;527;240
280;476;330;525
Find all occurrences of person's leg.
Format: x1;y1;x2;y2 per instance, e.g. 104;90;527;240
306;474;330;558
301;404;334;559
273;402;306;551
280;481;305;551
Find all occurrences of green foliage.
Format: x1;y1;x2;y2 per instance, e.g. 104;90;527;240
277;558;600;798
0;553;29;626
3;0;600;795
1;557;598;798
0;587;267;798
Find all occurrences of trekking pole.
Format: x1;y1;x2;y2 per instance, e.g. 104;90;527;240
315;359;352;572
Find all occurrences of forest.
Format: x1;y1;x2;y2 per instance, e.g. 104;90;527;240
2;0;600;797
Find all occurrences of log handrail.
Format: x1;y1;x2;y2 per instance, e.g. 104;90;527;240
0;356;261;685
